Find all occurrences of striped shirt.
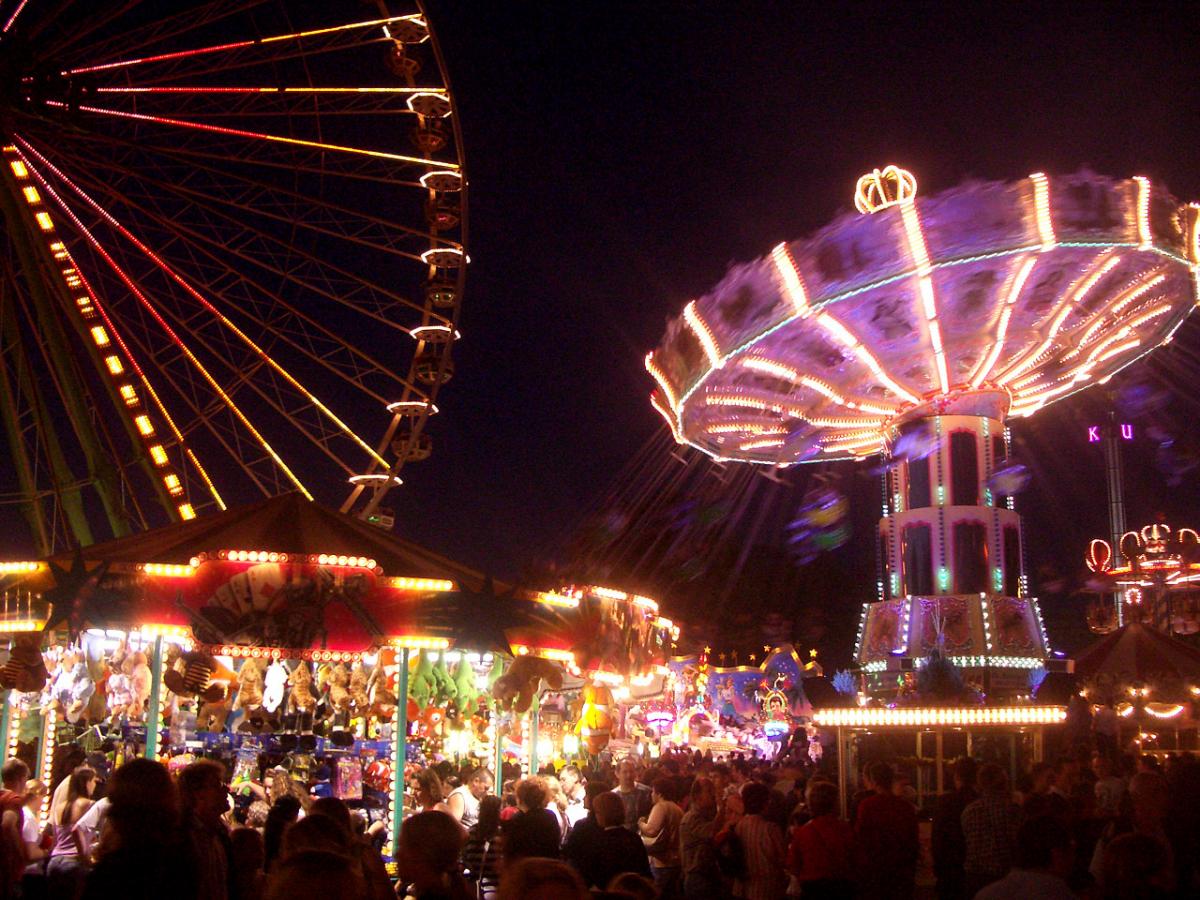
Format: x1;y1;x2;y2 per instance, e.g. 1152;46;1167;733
733;814;788;900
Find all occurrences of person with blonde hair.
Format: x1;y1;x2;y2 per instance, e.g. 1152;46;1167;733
502;778;560;862
45;766;97;900
415;768;452;815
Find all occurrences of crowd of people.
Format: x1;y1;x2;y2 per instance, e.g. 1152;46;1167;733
0;742;1195;899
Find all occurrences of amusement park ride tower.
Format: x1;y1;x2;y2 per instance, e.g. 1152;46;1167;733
646;166;1200;696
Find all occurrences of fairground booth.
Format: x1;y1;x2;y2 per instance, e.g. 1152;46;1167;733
0;493;529;855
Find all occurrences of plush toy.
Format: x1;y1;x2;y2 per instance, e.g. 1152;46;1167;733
164;652;238;703
58;651;95;724
196;695;231;732
451;657;477;711
262;660;289;713
232;657;266;709
0;632;49;694
348;660;370;715
106;659;132;723
492;655;563;714
408;651;435;708
287;662;317;713
327;663;351;714
416;705;445;741
431;652;456;703
575;682;614;754
125;651;152;721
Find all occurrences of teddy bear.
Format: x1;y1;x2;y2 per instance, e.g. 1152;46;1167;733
164;651;237;703
492;655;563;714
125;651;152;721
287;661;317;714
368;649;398;721
348;659;370;715
327;662;351;714
0;632;49;694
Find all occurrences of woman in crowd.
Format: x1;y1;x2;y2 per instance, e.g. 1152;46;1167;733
787;780;854;900
502;778;560;862
45;767;96;900
733;782;787;900
415;769;453;816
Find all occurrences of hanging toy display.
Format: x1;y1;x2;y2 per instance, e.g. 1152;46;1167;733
575;682;614;754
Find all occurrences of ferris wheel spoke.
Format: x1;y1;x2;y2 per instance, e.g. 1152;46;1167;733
16;136;393;470
41;101;456;170
63;14;421;78
45;0;269;70
23;160;315;500
68;141;437;261
1;0;33;35
48;125;431;187
22;135;439;401
89;85;444;121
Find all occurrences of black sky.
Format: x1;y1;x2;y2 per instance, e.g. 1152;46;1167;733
373;3;1200;660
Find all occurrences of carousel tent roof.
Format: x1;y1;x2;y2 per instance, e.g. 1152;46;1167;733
1073;623;1200;682
49;492;494;592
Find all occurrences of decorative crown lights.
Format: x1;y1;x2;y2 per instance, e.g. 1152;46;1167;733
813;705;1067;728
854;166;918;214
646;169;1198;466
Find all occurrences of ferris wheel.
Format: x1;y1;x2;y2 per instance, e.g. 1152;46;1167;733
0;1;467;553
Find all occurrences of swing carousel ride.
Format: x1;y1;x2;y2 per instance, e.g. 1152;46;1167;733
646;166;1200;695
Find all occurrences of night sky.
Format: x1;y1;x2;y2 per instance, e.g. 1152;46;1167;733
5;3;1200;666
379;3;1200;662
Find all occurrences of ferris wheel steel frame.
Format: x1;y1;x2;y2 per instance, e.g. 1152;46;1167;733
0;1;468;553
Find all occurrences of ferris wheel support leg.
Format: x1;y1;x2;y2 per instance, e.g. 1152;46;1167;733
0;310;52;553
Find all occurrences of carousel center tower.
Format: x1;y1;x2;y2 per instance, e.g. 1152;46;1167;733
647;166;1200;692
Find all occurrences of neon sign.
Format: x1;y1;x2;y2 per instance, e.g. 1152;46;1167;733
1088;424;1133;442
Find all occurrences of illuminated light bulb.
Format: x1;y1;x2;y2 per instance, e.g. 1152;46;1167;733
770;242;813;316
104;355;124;375
347;473;403;486
34;211;54;231
739;437;785;452
1028;172;1056;250
133;415;155;436
406;91;451;117
420;246;465;267
9;160;28;178
419;170;462;192
163;474;183;496
743;356;799;381
683;301;723;370
649;395;684;444
645;353;679;413
410;324;460;342
22;186;40;204
1133;176;1153;249
854;166;918;214
386;400;438;415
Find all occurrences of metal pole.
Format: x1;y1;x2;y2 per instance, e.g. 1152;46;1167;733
493;702;504;796
529;693;540;775
0;691;10;758
143;635;164;759
935;728;944;794
391;647;410;856
836;727;848;818
1104;412;1127;626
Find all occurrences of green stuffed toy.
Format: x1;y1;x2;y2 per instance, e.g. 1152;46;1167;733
431;651;457;704
452;657;477;711
409;650;436;708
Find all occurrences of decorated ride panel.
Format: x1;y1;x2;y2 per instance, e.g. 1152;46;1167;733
647;171;1199;465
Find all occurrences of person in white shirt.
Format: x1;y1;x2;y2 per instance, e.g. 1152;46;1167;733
975;815;1075;900
559;765;587;830
446;766;491;829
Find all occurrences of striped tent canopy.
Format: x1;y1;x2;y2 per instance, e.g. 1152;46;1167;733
1073;623;1200;682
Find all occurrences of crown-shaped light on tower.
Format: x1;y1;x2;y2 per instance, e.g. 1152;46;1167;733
854;165;918;214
